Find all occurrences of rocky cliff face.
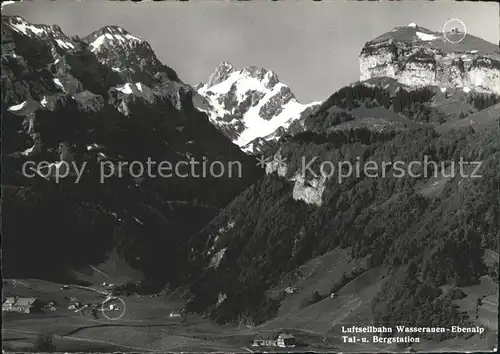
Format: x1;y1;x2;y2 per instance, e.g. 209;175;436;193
195;62;321;153
359;23;500;94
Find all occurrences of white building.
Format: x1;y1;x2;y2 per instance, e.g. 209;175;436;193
169;311;182;318
2;297;40;313
277;333;296;348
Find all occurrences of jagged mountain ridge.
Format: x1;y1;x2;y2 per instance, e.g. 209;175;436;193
2;16;180;103
195;62;321;153
1;15;262;282
83;25;180;86
360;23;500;94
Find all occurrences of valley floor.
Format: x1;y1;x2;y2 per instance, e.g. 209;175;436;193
2;252;498;353
2;278;241;352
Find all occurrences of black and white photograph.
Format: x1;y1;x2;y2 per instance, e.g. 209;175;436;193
1;0;499;352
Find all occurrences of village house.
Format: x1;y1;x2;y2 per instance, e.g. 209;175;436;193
252;332;296;348
252;333;277;347
169;310;183;318
2;297;41;313
277;332;296;348
2;297;17;311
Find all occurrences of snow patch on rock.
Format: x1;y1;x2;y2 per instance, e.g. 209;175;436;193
416;31;439;41
116;83;134;94
10;18;45;36
7;101;28;112
53;78;65;91
89;31;142;52
55;38;75;50
21;145;35;156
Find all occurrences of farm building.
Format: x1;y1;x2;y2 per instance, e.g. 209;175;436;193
2;297;17;311
169;311;183;318
277;333;296;348
252;333;277;347
2;297;41;313
252;332;296;348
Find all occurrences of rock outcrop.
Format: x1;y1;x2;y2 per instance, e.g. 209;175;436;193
195;62;321;152
359;23;500;94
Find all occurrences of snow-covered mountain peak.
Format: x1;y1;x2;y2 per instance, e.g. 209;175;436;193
205;63;280;91
79;24;178;86
196;63;321;151
84;25;143;53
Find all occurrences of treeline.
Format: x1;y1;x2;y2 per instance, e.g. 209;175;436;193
307;84;444;124
291;126;396;148
467;92;500;111
314;84;392;112
307;83;500;128
252;84;499;157
304;111;355;133
392;87;445;123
